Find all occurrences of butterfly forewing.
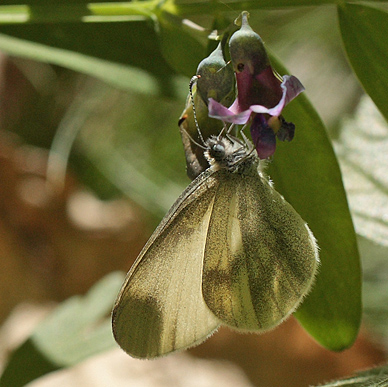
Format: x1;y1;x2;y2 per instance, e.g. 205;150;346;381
202;160;319;331
112;172;221;358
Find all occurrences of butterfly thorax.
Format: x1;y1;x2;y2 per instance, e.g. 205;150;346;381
204;136;256;173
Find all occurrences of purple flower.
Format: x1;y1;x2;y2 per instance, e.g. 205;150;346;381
208;11;305;158
208;75;303;124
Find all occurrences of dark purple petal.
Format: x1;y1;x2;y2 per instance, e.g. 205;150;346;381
250;114;276;159
233;66;282;113
276;116;295;142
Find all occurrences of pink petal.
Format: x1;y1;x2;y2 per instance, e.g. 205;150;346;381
249;75;305;117
283;75;305;105
208;98;252;124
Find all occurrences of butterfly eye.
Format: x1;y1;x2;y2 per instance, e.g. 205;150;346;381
237;63;245;72
211;142;226;161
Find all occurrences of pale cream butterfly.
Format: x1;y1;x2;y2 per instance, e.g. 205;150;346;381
112;130;319;359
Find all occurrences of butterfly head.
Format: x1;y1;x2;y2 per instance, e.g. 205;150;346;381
204;136;252;172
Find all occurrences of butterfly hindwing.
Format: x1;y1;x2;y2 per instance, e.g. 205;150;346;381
202;161;318;331
112;171;221;358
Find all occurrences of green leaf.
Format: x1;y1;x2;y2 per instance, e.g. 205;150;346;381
0;1;157;23
0;340;59;387
268;57;362;351
338;3;388;122
315;364;388;386
173;0;388;16
0;19;184;97
157;11;207;77
0;272;125;386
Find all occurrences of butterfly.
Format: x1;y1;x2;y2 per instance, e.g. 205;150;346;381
112;133;319;359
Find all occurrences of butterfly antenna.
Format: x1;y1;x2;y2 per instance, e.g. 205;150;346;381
181;127;207;150
189;75;206;146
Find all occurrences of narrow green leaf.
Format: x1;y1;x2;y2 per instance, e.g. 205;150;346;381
157;11;206;77
0;21;184;97
0;272;125;386
0;2;157;24
338;3;388;122
174;0;388;16
1;1;123;5
0;0;386;26
268;58;362;351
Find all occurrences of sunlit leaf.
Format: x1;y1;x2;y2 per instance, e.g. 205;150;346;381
338;3;388;122
268;56;361;351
